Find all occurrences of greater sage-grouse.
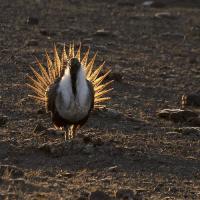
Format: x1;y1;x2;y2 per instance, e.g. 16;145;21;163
27;43;113;139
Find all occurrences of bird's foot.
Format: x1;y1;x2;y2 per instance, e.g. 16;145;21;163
64;125;77;141
64;131;68;141
64;127;73;141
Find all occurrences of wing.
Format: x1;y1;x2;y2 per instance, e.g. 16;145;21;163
45;78;60;113
87;80;95;111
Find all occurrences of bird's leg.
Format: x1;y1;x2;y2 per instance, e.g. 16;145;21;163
67;126;75;140
71;125;78;138
64;130;68;141
64;126;70;141
64;125;78;140
69;126;73;140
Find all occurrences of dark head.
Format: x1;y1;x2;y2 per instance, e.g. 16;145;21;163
69;58;82;96
69;58;81;76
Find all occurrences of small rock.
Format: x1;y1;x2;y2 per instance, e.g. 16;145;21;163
33;123;46;133
142;1;153;6
108;165;118;172
53;183;58;187
26;17;39;25
182;92;200;107
89;190;111;200
108;71;123;82
115;189;141;200
158;109;198;123
26;39;38;46
37;108;46;114
62;172;74;178
78;191;89;200
170;110;198;123
179;127;200;137
155;12;176;19
142;1;165;8
40;29;56;37
0;115;8;127
94;29;112;37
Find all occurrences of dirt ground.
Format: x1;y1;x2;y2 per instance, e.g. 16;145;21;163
0;0;200;199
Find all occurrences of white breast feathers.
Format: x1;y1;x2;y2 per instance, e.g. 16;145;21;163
55;66;91;122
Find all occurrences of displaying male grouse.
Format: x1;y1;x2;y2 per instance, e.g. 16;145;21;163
27;43;113;139
46;58;94;139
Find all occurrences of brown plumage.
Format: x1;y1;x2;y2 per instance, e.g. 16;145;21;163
27;43;113;139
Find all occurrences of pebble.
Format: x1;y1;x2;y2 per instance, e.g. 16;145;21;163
94;29;112;37
154;12;176;19
142;1;166;8
157;109;198;123
37;108;46;114
89;190;111;200
40;29;56;37
26;17;39;25
108;71;123;82
108;165;118;172
182;91;200;107
115;189;141;200
0;115;8;127
78;191;89;200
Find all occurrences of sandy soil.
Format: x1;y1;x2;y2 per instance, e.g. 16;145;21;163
0;0;200;199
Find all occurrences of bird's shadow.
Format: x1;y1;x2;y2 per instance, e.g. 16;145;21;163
86;108;149;133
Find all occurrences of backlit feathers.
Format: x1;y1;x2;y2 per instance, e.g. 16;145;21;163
27;43;113;109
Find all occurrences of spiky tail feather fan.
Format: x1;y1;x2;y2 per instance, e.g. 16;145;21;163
27;43;113;110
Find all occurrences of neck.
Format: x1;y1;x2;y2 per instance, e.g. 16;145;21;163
71;72;77;96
